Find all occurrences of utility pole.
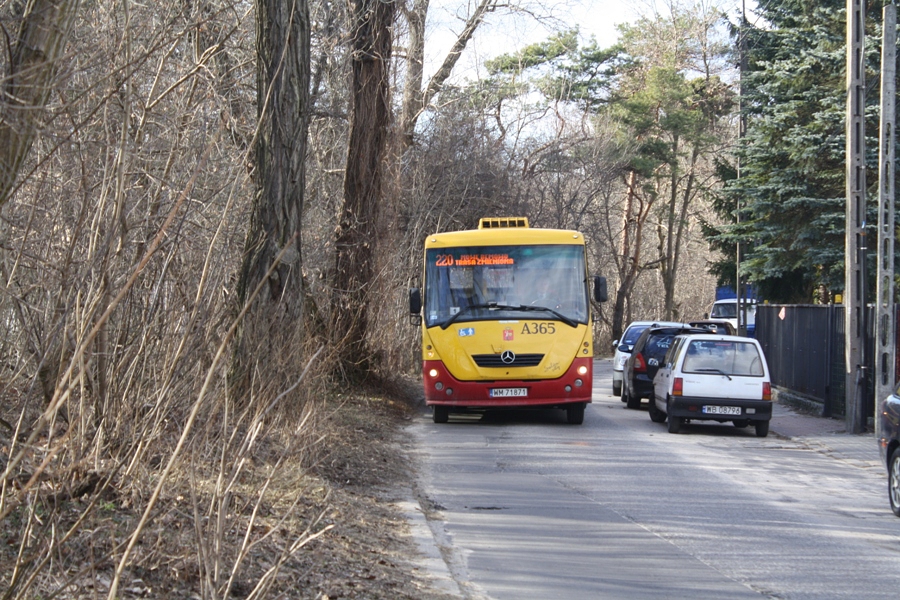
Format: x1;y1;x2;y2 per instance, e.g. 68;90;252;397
876;3;897;439
846;0;867;433
736;0;748;336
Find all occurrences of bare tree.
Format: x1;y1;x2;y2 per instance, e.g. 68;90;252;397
0;0;80;207
399;0;497;150
234;0;312;387
332;0;394;380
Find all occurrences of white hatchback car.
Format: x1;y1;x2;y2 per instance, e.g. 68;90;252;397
612;320;685;397
651;334;772;437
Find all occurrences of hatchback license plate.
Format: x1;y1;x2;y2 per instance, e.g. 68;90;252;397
702;405;741;416
490;388;527;398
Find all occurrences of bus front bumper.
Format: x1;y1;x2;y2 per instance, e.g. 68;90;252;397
423;358;593;408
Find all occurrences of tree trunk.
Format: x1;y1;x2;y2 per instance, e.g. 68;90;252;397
333;0;394;380
0;0;80;207
660;140;699;321
234;0;311;386
0;0;79;404
660;136;680;320
399;0;428;150
611;169;651;341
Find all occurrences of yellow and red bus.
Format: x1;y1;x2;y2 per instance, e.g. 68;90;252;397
409;217;607;424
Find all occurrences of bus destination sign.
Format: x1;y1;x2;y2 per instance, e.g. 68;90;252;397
434;253;514;267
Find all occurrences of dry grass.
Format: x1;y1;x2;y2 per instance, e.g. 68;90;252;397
0;377;454;600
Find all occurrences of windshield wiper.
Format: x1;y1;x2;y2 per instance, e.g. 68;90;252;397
439;303;496;329
511;304;578;328
439;302;578;329
695;368;732;380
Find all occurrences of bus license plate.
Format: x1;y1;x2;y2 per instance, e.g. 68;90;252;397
702;405;741;416
490;388;527;398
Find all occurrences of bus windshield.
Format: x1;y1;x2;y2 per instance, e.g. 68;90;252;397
424;244;588;328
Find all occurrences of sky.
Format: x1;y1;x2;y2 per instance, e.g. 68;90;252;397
423;0;756;84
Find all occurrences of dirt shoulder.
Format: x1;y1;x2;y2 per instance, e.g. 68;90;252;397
0;381;454;600
303;388;456;600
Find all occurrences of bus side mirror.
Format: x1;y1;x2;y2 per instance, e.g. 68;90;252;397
593;276;608;303
409;288;422;325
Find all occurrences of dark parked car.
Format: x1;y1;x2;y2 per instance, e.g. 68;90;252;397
688;319;737;336
613;320;683;397
621;324;705;410
878;384;900;516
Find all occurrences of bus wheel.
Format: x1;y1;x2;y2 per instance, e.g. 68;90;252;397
433;406;449;424
567;403;585;425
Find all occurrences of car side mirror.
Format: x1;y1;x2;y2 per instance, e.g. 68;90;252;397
593;276;608;303
612;339;619;348
409;288;422;325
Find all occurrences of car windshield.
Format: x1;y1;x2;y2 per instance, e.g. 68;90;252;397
710;302;737;318
423;244;588;328
623;326;649;345
644;333;676;361
682;340;764;376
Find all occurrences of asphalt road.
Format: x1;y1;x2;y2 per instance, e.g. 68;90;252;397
407;359;900;600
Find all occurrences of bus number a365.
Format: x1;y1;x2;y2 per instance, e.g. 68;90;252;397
522;322;556;335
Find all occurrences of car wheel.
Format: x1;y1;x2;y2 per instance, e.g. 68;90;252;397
648;399;666;423
433;406;449;424
613;380;622;397
626;391;641;410
622;385;638;409
889;448;900;517
754;420;769;438
567;403;585;425
733;420;749;429
666;397;681;433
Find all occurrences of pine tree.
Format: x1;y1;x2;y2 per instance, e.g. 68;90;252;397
707;0;882;303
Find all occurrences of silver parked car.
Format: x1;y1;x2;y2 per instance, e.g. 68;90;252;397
612;320;683;397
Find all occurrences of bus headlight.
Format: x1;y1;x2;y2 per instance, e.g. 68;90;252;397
429;368;439;378
435;382;443;391
574;379;583;387
565;385;572;392
577;365;588;375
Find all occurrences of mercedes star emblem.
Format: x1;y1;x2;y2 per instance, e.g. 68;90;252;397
500;350;516;364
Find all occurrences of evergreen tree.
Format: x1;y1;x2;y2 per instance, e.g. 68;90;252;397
707;0;883;303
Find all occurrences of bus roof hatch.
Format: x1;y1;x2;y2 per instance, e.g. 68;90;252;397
478;217;529;229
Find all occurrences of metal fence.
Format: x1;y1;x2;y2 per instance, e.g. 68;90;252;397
755;304;900;419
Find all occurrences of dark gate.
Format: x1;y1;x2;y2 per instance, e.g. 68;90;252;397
755;305;842;415
755;304;900;419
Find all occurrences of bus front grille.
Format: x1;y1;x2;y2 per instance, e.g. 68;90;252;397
472;353;544;368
